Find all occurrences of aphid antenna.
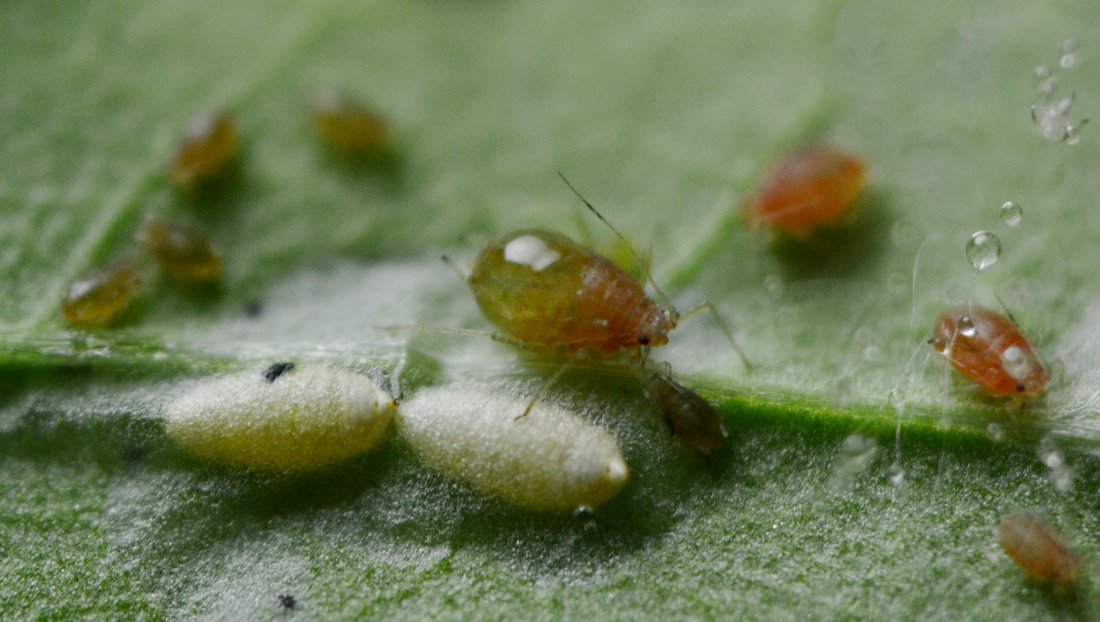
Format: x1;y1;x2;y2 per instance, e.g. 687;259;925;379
441;254;470;283
992;292;1019;326
557;172;676;316
378;323;539;352
680;301;753;374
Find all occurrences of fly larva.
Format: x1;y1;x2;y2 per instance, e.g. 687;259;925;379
740;143;866;237
167;112;240;189
643;371;728;453
998;512;1082;584
397;386;630;511
61;260;140;327
165;364;395;472
310;91;392;158
136;218;223;283
929;306;1048;397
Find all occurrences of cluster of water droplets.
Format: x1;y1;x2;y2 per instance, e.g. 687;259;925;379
1038;435;1074;494
1030;39;1087;145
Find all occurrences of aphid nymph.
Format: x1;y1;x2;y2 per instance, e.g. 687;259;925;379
929;305;1048;397
136;218;223;283
741;143;866;237
61;259;140;327
310;91;392;158
643;371;728;453
167;112;240;190
998;512;1081;585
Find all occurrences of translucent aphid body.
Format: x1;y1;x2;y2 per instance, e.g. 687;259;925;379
165;365;395;472
61;260;140;327
998;513;1081;584
136;218;223;282
643;372;728;453
468;229;674;355
167;112;240;188
310;92;391;156
740;143;866;236
397;386;631;511
930;306;1048;397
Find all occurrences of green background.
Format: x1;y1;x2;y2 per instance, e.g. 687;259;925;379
2;1;1100;619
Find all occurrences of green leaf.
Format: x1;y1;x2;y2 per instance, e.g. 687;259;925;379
3;1;1100;618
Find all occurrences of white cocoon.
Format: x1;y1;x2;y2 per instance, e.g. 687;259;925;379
165;365;394;471
397;386;630;511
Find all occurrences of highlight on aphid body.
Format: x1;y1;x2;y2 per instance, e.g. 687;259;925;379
61;259;140;328
998;512;1082;585
740;143;866;237
397;386;630;512
167;111;240;190
929;305;1048;398
165;364;395;472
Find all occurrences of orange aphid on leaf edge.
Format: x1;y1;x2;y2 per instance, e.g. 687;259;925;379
929;305;1048;398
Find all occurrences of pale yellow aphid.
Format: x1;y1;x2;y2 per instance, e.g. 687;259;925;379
165;364;394;472
136;218;223;283
61;259;140;327
397;386;630;512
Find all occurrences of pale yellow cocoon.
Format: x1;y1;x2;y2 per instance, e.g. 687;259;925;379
397;386;630;511
165;366;394;471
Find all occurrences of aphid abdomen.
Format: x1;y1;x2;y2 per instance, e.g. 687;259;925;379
165;365;395;472
397;386;630;511
998;513;1081;584
931;306;1048;397
137;219;223;283
168;112;240;189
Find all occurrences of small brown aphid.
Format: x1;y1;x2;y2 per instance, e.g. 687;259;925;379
929;306;1048;398
998;512;1082;584
62;260;140;327
167;112;240;189
643;372;728;453
136;218;222;283
310;92;391;157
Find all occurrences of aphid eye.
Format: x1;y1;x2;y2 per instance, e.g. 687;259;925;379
638;335;651;345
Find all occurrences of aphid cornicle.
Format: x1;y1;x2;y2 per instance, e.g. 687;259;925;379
740;143;866;236
61;260;140;327
998;512;1082;584
468;228;675;355
310;91;391;157
929;306;1048;397
643;372;728;453
167;112;240;189
136;218;223;283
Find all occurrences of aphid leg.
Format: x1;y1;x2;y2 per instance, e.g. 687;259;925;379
680;301;753;374
441;255;470;283
518;357;580;420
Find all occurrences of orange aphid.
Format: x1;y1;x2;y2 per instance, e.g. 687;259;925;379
467;229;675;356
62;260;139;327
167;112;240;189
998;512;1081;584
136;218;223;283
929;306;1048;397
740;143;866;236
310;92;391;157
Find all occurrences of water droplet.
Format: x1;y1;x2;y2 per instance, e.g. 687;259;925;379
887;388;904;414
862;345;881;362
832;434;878;486
986;423;1005;443
999;201;1023;226
966;231;1001;270
888;462;905;488
1032;96;1078;143
1065;124;1084;145
1032;64;1053;81
1059;38;1081;69
958;315;977;337
763;273;783;294
572;505;596;529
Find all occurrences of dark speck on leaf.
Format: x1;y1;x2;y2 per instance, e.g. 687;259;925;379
245;299;263;318
279;594;296;610
263;362;295;383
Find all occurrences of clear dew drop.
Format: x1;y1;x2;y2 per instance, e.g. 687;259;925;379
1059;38;1081;69
986;423;1005;443
763;273;783;294
1032;96;1079;143
888;462;906;488
832;434;878;485
958;315;977;337
965;231;1001;270
999;201;1023;226
1032;64;1053;81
